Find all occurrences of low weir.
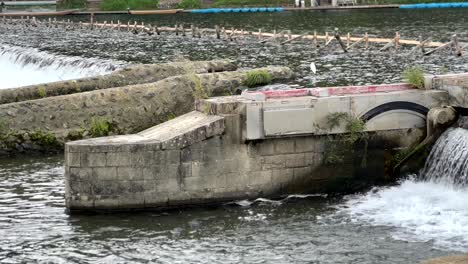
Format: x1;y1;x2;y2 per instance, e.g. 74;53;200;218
63;72;468;212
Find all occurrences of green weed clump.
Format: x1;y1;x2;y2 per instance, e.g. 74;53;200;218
100;0;159;10
89;118;111;137
191;75;209;99
243;70;273;88
37;87;47;98
178;0;202;8
402;66;425;89
29;129;57;146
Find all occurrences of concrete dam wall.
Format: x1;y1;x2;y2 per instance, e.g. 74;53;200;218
63;76;467;212
0;61;292;154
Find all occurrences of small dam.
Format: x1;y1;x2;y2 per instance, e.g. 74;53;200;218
63;72;468;212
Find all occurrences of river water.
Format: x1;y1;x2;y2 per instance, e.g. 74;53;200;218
1;9;468;87
1;9;468;263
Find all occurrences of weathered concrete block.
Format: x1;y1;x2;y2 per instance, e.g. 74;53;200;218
178;162;192;179
274;139;295;154
182;176;206;192
295;137;318;153
262;155;286;170
92;167;118;181
142;167;161;180
285;153;306;168
293;167;314;179
249;170;272;186
271;168;294;184
106;152;132;167
131;151;155;166
161;150;181;164
256;141;275;156
69;167;93;181
66;152;81;167
81;152;107;167
117;167;143;180
155;178;180;193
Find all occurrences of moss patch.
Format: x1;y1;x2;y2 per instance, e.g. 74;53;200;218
89;118;112;137
243;70;273;88
29;129;58;146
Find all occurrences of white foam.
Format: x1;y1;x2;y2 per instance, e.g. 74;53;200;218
0;45;121;89
341;178;468;252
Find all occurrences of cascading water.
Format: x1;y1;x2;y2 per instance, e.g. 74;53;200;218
421;128;468;186
0;45;125;89
340;127;468;252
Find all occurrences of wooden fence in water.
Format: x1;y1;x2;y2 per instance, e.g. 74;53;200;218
1;15;465;56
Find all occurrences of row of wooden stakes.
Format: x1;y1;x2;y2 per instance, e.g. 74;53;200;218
1;15;465;56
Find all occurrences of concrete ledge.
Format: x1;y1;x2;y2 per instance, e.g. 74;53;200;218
0;60;237;105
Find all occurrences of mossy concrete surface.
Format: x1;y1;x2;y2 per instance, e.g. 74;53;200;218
0;65;292;154
0;60;237;105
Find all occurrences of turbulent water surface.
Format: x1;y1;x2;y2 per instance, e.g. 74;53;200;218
0;45;122;89
1;8;468;263
0;9;467;87
0;156;464;264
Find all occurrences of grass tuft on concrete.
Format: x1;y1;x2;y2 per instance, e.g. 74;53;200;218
243;70;273;88
402;66;425;89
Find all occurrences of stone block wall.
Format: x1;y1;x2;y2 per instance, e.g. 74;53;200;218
65;109;421;212
65;114;331;211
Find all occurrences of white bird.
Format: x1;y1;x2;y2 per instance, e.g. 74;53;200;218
310;62;317;74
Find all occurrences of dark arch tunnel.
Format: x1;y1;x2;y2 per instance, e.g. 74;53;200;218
360;101;430;122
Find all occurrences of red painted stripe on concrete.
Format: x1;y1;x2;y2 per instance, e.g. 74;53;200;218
243;83;415;100
259;89;310;98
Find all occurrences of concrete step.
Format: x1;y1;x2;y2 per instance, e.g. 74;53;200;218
68;111;225;151
138;111;224;143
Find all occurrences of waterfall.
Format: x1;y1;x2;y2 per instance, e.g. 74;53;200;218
0;44;126;89
338;127;468;252
420;128;468;187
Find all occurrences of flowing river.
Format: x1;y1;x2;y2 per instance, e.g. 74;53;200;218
1;8;468;263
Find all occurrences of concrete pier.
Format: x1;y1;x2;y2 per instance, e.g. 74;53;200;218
64;80;458;212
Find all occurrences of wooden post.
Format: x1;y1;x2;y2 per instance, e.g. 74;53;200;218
181;24;186;37
451;34;462;56
346;32;350;49
313;31;318;48
90;13;94;30
215;25;220;39
287;30;291;40
258;28;262;40
419;36;425;54
394;31;400;50
127;21;130;32
334;30;347;53
364;32;369;49
191;24;195;38
325;31;329;45
117;20;121;31
175;24;179;35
